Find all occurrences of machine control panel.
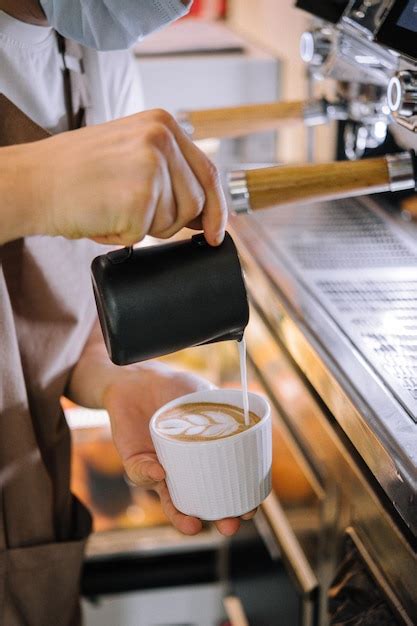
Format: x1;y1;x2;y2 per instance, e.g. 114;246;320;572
295;0;350;23
342;0;396;37
376;0;417;61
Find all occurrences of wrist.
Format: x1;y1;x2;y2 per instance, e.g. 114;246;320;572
0;142;49;243
69;357;127;409
101;362;171;412
101;367;135;410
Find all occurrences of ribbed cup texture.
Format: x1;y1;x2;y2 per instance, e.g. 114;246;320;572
151;392;272;520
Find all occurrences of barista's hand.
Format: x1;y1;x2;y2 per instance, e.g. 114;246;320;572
1;109;227;246
103;362;256;536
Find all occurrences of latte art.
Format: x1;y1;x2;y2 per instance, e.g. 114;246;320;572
155;402;260;441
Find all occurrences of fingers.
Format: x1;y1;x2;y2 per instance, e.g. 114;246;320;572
150;134;206;240
153;485;253;537
148;153;177;238
143;109;228;247
214;508;258;535
215;509;258;537
214;518;241;536
200;177;228;248
41;109;226;246
125;458;202;535
126;453;256;536
241;508;258;521
171;121;228;247
124;453;165;486
155;481;203;535
121;441;256;537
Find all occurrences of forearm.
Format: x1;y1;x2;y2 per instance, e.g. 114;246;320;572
66;321;125;408
0;143;44;244
67;320;202;410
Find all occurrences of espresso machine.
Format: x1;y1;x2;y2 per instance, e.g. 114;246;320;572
178;2;417;625
79;5;417;625
180;4;417;204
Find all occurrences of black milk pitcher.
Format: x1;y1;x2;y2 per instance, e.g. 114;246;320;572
91;232;249;365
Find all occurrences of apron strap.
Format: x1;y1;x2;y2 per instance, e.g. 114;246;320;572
0;95;50;146
0;35;88;143
56;33;90;131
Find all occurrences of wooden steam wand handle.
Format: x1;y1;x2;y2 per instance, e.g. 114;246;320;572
401;194;417;218
178;99;333;140
228;152;416;214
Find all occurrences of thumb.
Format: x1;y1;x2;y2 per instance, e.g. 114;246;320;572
124;454;165;486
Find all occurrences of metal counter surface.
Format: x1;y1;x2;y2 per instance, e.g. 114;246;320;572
230;197;417;535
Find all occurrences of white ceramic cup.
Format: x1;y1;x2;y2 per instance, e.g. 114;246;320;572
150;388;272;520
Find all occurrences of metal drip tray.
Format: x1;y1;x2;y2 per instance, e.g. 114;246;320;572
315;273;417;420
259;200;417;270
251;199;417;423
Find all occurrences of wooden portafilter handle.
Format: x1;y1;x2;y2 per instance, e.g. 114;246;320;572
228;152;417;214
401;194;417;218
178;98;344;140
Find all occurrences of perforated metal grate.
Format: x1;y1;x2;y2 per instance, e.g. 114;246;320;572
317;279;417;414
253;199;417;421
260;200;417;269
317;279;417;315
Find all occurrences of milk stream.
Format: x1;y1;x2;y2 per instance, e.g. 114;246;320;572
238;337;250;425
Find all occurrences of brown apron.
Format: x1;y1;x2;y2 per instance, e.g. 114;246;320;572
0;37;101;626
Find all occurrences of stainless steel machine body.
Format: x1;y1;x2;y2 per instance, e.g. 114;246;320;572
230;195;417;625
298;0;417;157
83;4;417;625
225;2;417;624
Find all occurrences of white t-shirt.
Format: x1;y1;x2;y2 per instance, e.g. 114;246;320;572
0;9;144;132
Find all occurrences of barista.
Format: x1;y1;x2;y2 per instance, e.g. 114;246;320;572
0;2;254;624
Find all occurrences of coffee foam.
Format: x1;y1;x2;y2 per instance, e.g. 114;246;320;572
154;402;260;442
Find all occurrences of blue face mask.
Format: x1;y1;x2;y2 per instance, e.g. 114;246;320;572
40;0;191;51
